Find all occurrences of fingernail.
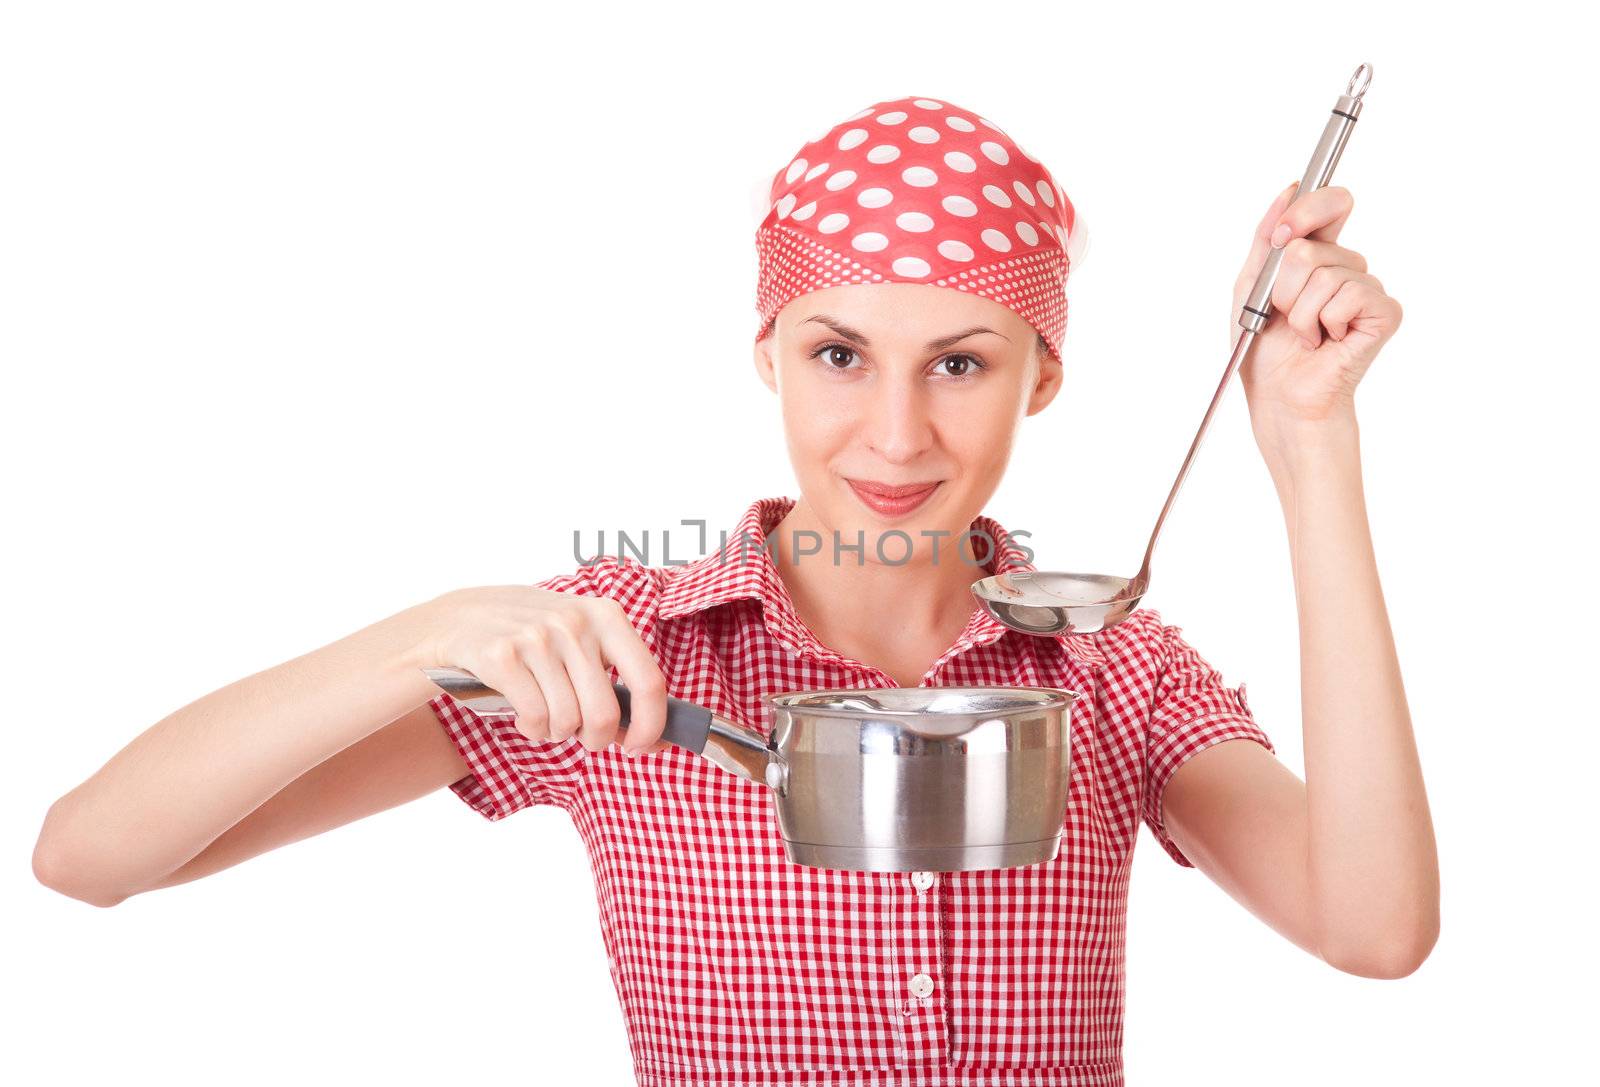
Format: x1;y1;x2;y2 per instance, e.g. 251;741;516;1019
1270;222;1292;249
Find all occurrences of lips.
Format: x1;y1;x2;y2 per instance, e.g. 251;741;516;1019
846;479;942;498
845;478;942;518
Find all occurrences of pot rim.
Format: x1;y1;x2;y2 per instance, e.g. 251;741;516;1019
761;684;1078;718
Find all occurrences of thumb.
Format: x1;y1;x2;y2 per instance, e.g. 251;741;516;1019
1258;180;1302;241
1237;180;1302;297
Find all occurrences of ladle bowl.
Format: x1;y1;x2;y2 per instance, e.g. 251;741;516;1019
970;571;1147;636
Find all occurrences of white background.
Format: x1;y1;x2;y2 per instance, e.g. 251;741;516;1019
4;2;1593;1083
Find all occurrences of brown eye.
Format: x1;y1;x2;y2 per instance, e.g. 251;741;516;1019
935;354;985;379
808;343;861;371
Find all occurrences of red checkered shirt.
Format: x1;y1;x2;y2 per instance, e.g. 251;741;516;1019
429;495;1274;1087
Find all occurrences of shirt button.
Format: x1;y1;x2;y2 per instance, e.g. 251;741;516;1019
911;871;935;891
909;973;935;999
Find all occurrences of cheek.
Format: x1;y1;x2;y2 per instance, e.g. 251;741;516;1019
942;371;1021;414
936;386;1021;462
782;402;852;477
953;417;1014;459
778;370;853;441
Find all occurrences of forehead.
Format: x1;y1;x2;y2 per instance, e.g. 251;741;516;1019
781;283;1027;334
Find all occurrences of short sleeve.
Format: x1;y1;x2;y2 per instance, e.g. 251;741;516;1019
428;557;659;821
430;690;588;817
1140;611;1275;868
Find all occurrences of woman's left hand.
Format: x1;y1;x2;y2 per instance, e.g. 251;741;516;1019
1232;182;1404;437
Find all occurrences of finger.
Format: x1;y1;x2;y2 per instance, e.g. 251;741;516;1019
1319;272;1388;343
1270;237;1369;320
520;627;583;743
1284;265;1364;349
474;642;552;742
596;608;668;757
1271;184;1354;248
1288;237;1367;275
561;627;625;754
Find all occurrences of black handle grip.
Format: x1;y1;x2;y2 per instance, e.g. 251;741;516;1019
612;683;712;755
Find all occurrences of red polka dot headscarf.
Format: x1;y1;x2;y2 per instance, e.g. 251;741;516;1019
754;95;1089;364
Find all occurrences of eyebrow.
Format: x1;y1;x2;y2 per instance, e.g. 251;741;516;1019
799;314;1012;351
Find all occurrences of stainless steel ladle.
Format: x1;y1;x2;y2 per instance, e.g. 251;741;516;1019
973;63;1373;636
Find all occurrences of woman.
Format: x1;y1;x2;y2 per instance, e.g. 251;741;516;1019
34;94;1437;1085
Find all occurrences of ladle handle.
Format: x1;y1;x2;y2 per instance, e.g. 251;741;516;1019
422;666;713;754
1141;65;1373;581
1238;63;1371;333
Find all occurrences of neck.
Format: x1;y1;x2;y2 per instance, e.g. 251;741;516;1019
767;495;985;659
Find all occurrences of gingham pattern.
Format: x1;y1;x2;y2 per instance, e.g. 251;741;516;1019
752;95;1088;366
430;496;1272;1086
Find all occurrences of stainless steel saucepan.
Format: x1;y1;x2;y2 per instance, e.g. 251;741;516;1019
424;667;1079;873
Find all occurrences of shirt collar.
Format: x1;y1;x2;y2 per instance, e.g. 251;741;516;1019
658;495;1106;674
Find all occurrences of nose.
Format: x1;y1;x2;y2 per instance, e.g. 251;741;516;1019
863;368;935;466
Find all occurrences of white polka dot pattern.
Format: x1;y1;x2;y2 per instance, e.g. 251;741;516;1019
755;95;1086;363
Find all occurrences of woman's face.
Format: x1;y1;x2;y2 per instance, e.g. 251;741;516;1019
754;283;1062;563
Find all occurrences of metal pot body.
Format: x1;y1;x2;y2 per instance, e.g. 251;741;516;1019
760;687;1077;872
421;668;1078;873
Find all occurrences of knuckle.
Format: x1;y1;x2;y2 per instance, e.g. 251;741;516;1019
486;639;521;667
633;672;668;698
511;691;544;720
549;608;586;637
589;701;622;732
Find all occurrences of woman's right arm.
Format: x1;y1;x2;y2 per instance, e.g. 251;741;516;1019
31;586;669;908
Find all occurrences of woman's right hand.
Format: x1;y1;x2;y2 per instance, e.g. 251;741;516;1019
414;586;670;757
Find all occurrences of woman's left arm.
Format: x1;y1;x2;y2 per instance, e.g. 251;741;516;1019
1161;182;1439;979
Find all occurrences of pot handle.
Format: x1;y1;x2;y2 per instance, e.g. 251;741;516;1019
422;666;713;753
